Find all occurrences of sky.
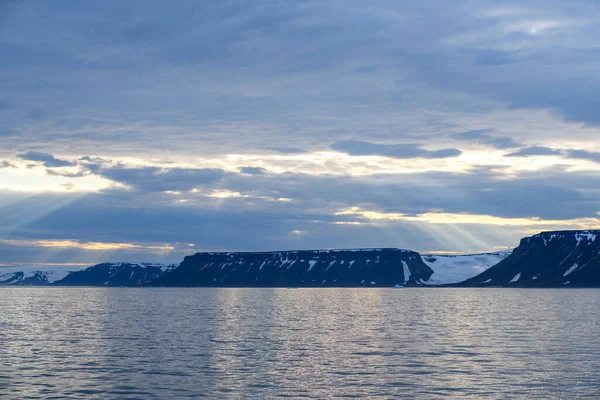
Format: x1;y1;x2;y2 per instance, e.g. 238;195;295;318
1;0;600;265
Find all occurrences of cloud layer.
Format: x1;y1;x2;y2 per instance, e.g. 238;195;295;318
330;141;462;159
1;0;600;264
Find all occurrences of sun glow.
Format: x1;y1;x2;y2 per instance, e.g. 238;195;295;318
5;144;599;197
335;207;600;229
198;190;291;202
0;239;176;252
0;166;113;192
209;148;600;177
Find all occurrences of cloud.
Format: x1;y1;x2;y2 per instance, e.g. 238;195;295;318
92;165;228;192
452;130;521;149
335;206;600;229
1;161;17;168
0;238;175;252
1;162;600;263
0;0;598;157
288;229;308;239
17;151;76;167
1;1;600;263
46;169;89;178
78;156;106;163
239;166;267;175
330;140;462;159
505;146;563;157
564;149;600;164
504;147;600;164
266;147;308;154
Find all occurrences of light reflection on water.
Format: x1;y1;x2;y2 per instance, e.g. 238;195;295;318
1;288;599;399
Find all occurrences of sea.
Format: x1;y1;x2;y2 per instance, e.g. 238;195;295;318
1;287;599;399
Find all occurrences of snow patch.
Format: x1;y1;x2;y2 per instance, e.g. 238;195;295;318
0;266;81;284
510;273;521;283
575;232;597;244
422;252;511;285
542;234;558;245
402;261;411;283
326;260;336;271
563;263;580;276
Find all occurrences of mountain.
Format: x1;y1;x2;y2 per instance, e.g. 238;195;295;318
459;230;600;287
150;248;433;287
54;262;176;286
0;267;78;285
421;252;511;284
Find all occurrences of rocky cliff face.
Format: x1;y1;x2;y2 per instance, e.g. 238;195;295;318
151;248;433;287
460;230;600;287
55;263;176;286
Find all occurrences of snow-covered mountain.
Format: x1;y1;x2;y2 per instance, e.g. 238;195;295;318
55;262;176;286
421;252;512;284
0;266;81;285
460;230;600;287
0;263;177;286
10;230;599;288
150;248;433;287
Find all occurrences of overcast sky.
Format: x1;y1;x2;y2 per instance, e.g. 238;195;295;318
1;0;600;265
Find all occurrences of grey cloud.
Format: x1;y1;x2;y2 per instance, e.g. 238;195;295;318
2;1;600;263
330;140;462;159
267;147;307;154
505;146;563;157
2;165;600;264
17;151;76;167
504;147;600;164
215;165;600;221
78;156;112;171
46;169;89;178
0;0;598;158
452;130;521;149
79;156;105;163
1;161;17;168
564;149;600;164
239;166;267;175
94;165;228;192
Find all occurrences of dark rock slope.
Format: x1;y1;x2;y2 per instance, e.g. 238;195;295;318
150;248;433;287
460;230;600;287
55;262;176;286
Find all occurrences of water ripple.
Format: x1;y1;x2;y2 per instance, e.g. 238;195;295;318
1;287;599;399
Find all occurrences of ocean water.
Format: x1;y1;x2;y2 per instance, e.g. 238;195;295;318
1;288;599;399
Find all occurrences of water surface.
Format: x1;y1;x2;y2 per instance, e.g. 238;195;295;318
1;288;599;399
